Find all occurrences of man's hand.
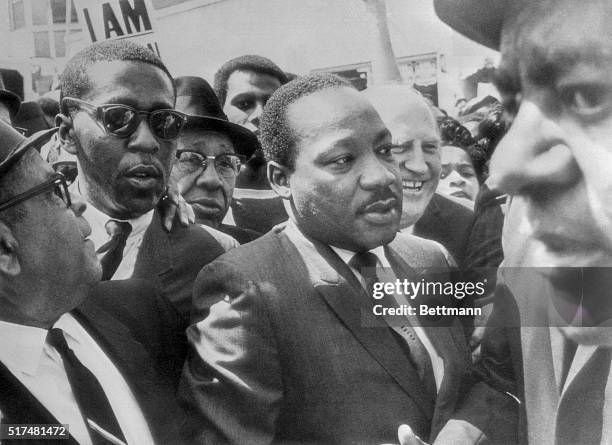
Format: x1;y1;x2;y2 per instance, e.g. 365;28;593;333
158;178;195;232
398;425;428;445
380;424;429;445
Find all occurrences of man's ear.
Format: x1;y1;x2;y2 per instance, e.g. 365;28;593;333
56;113;78;155
0;222;20;277
268;161;292;200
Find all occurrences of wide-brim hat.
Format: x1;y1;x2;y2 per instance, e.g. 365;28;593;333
13;101;51;136
0;89;20;119
0;120;29;175
175;76;259;158
434;0;514;50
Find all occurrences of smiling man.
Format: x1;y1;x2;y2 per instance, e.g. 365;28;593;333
179;74;505;445
57;40;224;319
363;85;474;267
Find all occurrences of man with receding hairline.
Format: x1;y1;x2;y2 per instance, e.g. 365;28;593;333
180;73;509;445
56;40;224;320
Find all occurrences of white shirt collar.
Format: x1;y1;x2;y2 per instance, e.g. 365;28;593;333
73;179;154;248
0;319;48;376
284;218;390;268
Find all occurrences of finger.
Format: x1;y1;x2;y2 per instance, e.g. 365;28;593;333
398;424;428;445
186;201;195;224
163;202;177;232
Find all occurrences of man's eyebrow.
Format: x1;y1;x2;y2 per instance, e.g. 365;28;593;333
229;92;256;103
374;128;392;144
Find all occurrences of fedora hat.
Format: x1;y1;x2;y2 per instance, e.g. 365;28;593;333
175;76;259;158
0;74;21;120
0;119;29;175
434;0;517;50
13;101;51;137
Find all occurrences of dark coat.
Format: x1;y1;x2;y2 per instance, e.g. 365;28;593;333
132;211;225;322
0;281;187;445
414;193;474;267
180;227;510;444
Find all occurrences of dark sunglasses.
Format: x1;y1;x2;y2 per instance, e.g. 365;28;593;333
62;97;187;140
0;173;71;213
176;150;244;178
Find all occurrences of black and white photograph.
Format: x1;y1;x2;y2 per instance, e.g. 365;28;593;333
0;0;611;444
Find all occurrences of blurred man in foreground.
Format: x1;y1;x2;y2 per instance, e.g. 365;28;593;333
423;0;612;443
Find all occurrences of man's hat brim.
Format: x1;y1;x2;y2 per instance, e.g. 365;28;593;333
434;0;511;50
0;89;21;118
183;115;259;158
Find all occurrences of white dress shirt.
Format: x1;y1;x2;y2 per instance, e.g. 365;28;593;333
72;181;153;280
0;314;155;445
283;219;444;391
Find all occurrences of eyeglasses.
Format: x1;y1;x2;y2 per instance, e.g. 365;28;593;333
62;97;187;140
12;126;27;136
52;161;78;186
0;173;71;213
175;150;244;178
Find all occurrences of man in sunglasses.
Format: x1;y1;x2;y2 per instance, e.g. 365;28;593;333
56;40;224;319
0;121;186;444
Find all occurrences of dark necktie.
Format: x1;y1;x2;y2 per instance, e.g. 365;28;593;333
47;328;127;445
350;251;437;398
97;220;132;281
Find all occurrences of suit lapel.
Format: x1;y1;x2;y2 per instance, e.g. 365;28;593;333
133;210;172;278
0;362;80;444
385;245;466;428
71;303;179;442
302;238;435;420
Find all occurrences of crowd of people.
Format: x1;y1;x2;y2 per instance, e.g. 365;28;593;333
0;0;611;444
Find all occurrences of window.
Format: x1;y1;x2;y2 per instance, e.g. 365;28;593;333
32;0;49;25
54;30;65;57
51;0;77;24
34;31;51;58
9;0;25;30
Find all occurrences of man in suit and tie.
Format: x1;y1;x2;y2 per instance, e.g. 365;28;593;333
413;0;612;444
362;85;474;268
180;73;511;444
56;40;224;319
0;120;184;444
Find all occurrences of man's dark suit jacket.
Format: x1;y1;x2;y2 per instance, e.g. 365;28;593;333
0;280;187;445
414;193;474;267
180;226;511;445
220;223;261;244
132;210;225;321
